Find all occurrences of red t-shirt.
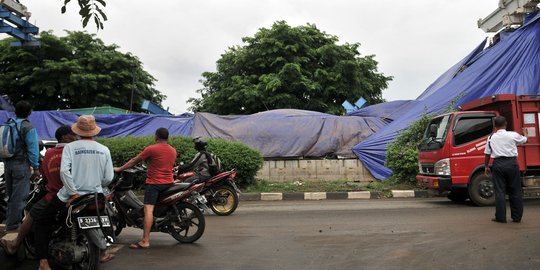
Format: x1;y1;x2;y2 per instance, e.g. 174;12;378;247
137;143;177;185
42;145;65;202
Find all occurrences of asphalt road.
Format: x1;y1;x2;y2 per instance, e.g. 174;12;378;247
3;198;540;270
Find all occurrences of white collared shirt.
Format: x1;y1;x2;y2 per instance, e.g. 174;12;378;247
484;129;527;158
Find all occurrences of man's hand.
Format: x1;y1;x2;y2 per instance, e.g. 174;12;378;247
67;194;80;207
522;128;529;137
484;166;491;176
113;167;122;173
31;168;41;181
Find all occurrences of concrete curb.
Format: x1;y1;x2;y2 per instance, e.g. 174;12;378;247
239;190;436;201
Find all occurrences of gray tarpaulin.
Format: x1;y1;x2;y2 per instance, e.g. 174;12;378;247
192;109;389;158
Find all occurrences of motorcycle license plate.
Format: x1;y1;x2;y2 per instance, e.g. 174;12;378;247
77;216;111;229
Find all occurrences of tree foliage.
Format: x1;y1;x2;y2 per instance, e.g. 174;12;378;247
61;0;107;29
189;21;392;115
0;31;165;111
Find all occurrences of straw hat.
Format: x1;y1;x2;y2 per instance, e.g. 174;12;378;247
71;115;102;137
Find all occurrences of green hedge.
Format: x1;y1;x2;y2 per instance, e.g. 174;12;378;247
97;136;263;187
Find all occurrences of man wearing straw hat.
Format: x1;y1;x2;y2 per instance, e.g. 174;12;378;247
35;115;115;270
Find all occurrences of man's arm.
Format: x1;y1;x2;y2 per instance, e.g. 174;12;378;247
114;155;143;173
484;154;491;175
24;125;40;177
59;145;78;197
514;130;528;144
102;149;114;186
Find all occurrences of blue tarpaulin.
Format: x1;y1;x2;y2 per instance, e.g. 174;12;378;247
192;109;389;158
353;11;540;180
0;111;193;140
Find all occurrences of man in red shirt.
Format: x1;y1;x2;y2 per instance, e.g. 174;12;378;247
0;126;76;254
114;127;177;249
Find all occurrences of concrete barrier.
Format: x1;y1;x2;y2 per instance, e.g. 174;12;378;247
257;159;375;182
391;190;415;198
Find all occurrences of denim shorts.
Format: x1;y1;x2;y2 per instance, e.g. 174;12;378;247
144;184;173;205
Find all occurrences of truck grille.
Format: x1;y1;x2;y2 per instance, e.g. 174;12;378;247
421;164;435;175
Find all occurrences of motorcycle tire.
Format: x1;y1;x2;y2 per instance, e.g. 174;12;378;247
169;202;205;243
72;231;101;270
208;185;238;216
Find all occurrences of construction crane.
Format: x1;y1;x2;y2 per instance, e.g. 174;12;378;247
0;0;39;46
478;0;540;32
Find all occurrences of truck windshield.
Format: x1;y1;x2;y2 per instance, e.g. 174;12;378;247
419;115;452;151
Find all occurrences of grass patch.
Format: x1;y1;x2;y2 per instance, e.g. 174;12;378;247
242;180;370;193
365;177;421;197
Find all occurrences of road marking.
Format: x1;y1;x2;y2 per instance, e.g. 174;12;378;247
261;193;283;201
347;191;371;199
391;190;415;198
304;192;326;200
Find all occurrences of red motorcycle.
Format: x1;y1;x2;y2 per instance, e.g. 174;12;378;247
175;169;240;216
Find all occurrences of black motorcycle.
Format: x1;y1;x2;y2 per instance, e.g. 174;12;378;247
24;178;112;270
108;166;206;243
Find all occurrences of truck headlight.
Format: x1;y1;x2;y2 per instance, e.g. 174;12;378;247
434;158;451;176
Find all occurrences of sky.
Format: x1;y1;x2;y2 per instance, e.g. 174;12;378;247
20;0;498;114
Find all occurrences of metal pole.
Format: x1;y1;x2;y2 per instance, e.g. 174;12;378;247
130;70;135;112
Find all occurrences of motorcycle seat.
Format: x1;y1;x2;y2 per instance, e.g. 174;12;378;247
159;183;192;198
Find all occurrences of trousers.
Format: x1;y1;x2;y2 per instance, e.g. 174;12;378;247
4;159;31;230
492;157;523;221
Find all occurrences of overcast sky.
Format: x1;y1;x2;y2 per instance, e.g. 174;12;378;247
22;0;497;114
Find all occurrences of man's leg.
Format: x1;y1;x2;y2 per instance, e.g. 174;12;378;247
35;197;65;270
5;160;30;231
507;160;523;222
491;160;507;222
142;204;155;246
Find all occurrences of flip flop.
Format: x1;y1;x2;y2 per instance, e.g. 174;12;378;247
129;242;149;249
100;253;115;263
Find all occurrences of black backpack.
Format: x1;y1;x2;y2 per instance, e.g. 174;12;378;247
204;151;222;176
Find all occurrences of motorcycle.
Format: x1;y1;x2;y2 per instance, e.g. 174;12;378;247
108;166;206;243
23;177;112;270
175;169;241;216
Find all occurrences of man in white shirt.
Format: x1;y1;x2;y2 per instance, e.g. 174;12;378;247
35;115;115;270
484;116;528;223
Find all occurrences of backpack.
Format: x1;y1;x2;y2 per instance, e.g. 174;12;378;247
0;118;28;159
204;151;222;176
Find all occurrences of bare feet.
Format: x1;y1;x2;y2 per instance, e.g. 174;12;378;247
0;239;17;255
38;259;52;270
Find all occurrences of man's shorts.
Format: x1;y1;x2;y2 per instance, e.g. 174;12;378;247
28;198;49;219
144;184;173;205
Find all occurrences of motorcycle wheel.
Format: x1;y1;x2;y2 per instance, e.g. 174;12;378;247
209;185;238;216
169;202;205;243
72;232;100;270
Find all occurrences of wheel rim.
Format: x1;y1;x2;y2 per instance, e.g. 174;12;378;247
171;206;201;239
211;188;235;214
478;179;494;199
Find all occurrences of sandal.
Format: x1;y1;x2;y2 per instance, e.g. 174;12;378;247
129;242;149;249
100;253;115;263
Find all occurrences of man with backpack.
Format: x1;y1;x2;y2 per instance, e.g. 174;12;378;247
179;137;220;183
1;101;40;232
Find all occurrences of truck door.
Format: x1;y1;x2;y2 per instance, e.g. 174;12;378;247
449;113;495;185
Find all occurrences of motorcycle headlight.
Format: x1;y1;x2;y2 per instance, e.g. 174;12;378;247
434;158;451;176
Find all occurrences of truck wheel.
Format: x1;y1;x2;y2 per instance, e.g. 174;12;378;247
447;188;469;202
468;173;495;206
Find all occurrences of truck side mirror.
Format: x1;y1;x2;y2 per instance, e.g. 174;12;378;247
429;124;438;137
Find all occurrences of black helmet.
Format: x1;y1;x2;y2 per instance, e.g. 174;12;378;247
192;137;208;151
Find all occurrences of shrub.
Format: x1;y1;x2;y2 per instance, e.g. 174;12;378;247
97;136;263;187
385;113;431;183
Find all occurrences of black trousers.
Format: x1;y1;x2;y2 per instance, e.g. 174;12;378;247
34;196;66;259
492;157;523;221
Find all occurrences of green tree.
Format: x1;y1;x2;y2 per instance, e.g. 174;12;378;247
189;21;392;115
0;31;165;111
